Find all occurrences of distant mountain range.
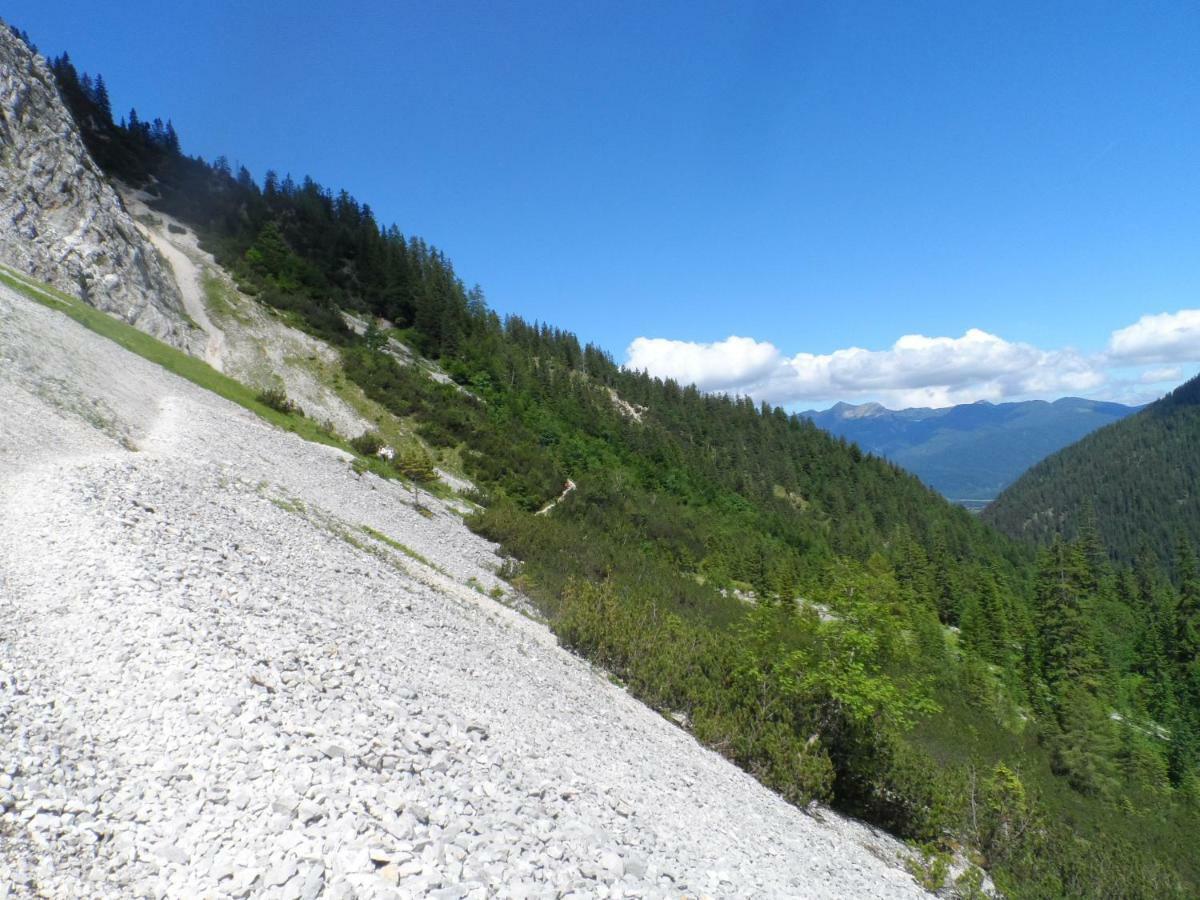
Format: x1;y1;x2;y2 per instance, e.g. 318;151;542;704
800;397;1141;507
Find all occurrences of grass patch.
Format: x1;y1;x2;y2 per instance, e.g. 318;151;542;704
201;272;251;323
0;263;344;450
267;495;307;516
359;525;445;571
350;455;404;482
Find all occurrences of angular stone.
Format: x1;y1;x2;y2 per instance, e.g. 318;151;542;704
153;842;188;865
265;857;299;887
297;800;325;825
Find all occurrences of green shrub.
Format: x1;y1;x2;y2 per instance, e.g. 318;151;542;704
905;844;950;892
350;431;385;456
552;578;947;831
255;387;303;416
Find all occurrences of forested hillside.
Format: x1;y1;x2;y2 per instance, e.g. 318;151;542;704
802;398;1138;506
985;373;1200;567
35;34;1200;897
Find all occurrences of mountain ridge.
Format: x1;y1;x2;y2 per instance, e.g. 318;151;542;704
801;396;1141;505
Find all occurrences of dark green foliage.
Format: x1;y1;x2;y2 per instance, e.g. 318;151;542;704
985;372;1200;565
550;577;945;836
349;431;385;456
254;387;302;417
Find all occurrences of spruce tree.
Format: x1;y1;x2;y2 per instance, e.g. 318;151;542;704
1035;538;1103;693
93;74;112;124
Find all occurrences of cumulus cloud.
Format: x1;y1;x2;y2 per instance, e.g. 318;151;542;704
626;328;1105;408
626;336;780;392
1108;309;1200;364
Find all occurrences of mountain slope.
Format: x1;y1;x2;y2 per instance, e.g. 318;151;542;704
984;373;1200;563
802;398;1139;506
0;271;931;897
10;19;1200;895
0;26;193;347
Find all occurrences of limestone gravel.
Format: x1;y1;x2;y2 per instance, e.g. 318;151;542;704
0;284;928;898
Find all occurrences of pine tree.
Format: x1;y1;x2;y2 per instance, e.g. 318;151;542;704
1045;683;1118;795
958;591;990;659
1175;541;1200;670
93;74;112;124
1035;538;1103;693
1034;538;1119;794
165;120;181;154
978;564;1012;664
1128;549;1180;721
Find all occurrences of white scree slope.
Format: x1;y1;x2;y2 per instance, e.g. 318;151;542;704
0;284;928;899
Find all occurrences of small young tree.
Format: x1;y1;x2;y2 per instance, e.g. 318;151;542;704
364;320;387;351
395;447;438;511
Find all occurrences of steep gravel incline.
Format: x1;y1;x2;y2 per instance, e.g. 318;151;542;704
0;284;927;899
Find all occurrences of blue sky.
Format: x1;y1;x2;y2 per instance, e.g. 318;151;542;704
9;1;1200;407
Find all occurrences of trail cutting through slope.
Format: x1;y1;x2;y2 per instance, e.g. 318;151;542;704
136;217;226;369
122;188;377;440
535;479;577;516
0;284;928;899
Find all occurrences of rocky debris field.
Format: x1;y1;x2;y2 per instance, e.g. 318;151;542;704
0;284;928;898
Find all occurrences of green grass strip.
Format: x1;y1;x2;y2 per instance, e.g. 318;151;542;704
0;263;344;449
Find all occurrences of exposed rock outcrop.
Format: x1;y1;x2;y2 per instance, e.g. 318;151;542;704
0;24;194;347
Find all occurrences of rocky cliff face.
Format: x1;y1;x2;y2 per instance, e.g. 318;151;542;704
0;25;194;347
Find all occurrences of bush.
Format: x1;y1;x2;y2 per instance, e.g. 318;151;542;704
551;578;949;831
350;431;385;456
255;387;303;416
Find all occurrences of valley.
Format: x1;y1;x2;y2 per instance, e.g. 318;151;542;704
801;399;1139;508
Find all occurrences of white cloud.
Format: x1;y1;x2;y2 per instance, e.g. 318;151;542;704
1138;366;1183;384
625;336;781;392
626;328;1105;408
627;306;1200;409
1108;309;1200;364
